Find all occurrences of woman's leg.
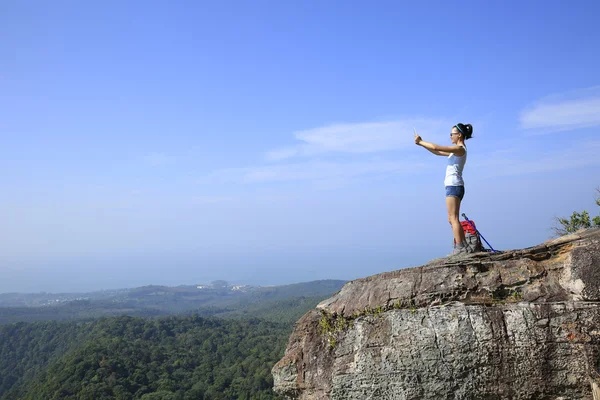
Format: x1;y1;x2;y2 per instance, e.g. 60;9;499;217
446;196;465;246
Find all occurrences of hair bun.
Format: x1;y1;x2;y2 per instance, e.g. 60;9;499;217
462;123;473;140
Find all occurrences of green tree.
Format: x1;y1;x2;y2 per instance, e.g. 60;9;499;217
3;316;287;400
553;188;600;236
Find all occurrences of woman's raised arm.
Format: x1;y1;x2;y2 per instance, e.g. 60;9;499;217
416;138;464;157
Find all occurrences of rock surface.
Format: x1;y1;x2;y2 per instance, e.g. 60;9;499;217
272;229;600;399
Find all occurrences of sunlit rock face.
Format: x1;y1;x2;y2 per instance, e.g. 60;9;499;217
273;229;600;400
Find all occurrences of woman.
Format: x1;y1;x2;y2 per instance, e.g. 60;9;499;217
414;123;474;255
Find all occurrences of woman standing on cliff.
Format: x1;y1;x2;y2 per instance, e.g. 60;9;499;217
414;123;473;255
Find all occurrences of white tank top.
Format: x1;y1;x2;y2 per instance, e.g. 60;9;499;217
444;145;467;186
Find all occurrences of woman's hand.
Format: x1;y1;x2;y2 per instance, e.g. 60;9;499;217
414;133;422;145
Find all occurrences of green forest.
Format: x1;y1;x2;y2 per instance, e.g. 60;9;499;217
0;280;345;399
1;316;288;399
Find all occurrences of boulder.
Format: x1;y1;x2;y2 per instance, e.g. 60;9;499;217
273;229;600;399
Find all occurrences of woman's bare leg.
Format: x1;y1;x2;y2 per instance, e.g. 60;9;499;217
446;196;465;246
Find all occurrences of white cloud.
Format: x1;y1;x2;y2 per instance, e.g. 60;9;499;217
474;140;600;176
200;159;428;185
266;118;451;161
520;86;600;132
204;116;472;186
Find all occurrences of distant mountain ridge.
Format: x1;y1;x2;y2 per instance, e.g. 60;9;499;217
0;279;345;307
0;279;346;324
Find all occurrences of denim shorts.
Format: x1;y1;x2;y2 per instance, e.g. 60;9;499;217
445;185;465;201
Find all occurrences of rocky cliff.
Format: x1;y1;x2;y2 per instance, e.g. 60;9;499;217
272;229;600;399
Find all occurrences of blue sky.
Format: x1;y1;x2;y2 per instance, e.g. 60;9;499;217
1;1;599;293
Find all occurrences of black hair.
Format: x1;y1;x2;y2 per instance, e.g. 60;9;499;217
455;123;473;140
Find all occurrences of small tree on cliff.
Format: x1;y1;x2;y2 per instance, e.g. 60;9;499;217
552;188;600;236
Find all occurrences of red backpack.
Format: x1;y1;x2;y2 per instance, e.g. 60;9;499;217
461;220;477;235
455;220;483;251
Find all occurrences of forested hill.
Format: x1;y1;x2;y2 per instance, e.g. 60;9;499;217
0;279;346;399
1;316;289;400
0;279;346;324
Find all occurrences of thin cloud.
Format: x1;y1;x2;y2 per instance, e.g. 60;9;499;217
200;159;428;185
520;86;600;132
266;118;451;161
475;140;600;176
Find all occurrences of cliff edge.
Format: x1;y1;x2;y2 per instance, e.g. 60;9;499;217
273;228;600;399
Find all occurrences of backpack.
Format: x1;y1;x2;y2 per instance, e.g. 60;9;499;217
457;220;484;252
